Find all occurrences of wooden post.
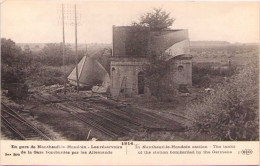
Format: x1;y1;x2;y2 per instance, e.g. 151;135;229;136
87;129;91;140
74;4;80;93
62;4;67;94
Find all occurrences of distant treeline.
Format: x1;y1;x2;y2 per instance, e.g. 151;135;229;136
17;43;111;52
190;41;230;46
1;38;112;87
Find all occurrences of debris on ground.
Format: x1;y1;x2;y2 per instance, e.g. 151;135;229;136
179;93;190;97
30;84;64;93
92;82;109;94
2;83;198;141
91;137;98;141
205;88;214;93
7;83;28;99
178;84;190;93
29;84;83;94
1;95;24;111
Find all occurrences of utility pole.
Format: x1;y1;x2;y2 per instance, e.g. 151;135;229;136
74;4;80;93
62;4;67;94
58;3;81;93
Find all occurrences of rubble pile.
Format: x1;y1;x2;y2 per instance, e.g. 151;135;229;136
29;84;80;94
1;95;24;111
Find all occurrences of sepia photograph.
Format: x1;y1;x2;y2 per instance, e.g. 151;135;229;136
1;0;259;142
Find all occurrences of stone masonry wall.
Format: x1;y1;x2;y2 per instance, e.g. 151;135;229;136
110;57;150;97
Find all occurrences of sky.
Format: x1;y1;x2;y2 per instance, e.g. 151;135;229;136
1;0;259;44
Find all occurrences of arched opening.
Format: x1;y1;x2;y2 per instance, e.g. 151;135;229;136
138;71;145;94
177;65;184;72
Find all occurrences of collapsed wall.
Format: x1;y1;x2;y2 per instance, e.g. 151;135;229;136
110;57;151;98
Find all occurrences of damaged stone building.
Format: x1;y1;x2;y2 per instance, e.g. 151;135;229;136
110;26;192;98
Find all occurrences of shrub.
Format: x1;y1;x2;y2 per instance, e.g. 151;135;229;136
1;38;32;87
1;64;26;86
26;66;64;87
144;59;178;101
37;43;86;67
187;60;259;140
192;63;238;87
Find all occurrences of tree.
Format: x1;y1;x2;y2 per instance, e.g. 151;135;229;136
1;38;31;86
39;43;74;66
133;8;175;31
131;8;176;99
1;38;23;65
24;44;32;54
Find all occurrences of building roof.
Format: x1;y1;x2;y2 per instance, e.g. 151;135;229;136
68;56;110;86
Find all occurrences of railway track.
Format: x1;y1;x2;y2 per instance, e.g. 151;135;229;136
81;98;184;130
37;94;140;138
55;103;136;138
75;112;130;138
1;103;51;140
66;100;142;128
62;96;184;134
32;93;184;138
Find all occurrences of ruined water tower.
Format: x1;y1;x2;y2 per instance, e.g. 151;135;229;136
150;29;192;87
110;25;192;98
110;26;152;98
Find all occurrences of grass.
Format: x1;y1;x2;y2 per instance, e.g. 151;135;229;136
186;59;259;141
192;62;238;88
124;51;259;141
26;64;74;88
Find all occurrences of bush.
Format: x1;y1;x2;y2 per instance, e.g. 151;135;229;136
1;38;32;88
187;60;259;140
26;66;65;87
37;43;86;67
1;64;26;86
1;38;111;88
192;63;238;87
144;59;178;101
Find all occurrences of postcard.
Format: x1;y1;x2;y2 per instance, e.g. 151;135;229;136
1;0;259;165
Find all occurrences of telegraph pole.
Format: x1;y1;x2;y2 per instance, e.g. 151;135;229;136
62;4;67;94
58;3;81;93
74;4;80;93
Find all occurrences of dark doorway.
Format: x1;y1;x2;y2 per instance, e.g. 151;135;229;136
111;67;115;87
138;71;145;94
